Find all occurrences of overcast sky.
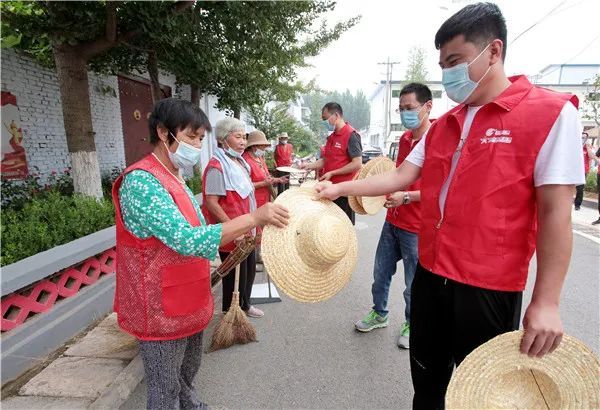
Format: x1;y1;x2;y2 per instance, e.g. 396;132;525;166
297;0;600;96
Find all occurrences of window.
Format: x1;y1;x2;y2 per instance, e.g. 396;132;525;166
392;90;400;98
390;124;404;132
432;90;442;99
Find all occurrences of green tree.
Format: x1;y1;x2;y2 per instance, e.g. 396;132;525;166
303;89;371;138
583;74;600;127
0;1;193;198
247;103;319;158
404;46;428;83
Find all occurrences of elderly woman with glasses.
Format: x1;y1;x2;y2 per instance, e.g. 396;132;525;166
202;118;265;318
113;99;288;410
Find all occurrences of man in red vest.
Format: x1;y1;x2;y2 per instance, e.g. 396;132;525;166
354;83;433;350
274;132;294;194
302;102;362;224
575;132;591;210
316;3;584;407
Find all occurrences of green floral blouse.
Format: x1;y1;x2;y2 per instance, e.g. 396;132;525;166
118;170;222;260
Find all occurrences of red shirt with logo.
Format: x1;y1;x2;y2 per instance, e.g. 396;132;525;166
274;143;293;167
386;130;422;233
322;123;360;184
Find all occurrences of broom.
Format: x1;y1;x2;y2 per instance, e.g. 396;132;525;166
209;263;257;352
111;237;258;355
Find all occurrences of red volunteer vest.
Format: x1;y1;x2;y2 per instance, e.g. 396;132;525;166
583;146;590;175
242;151;270;208
274;143;293;167
386;130;422;233
202;157;252;252
112;154;213;341
419;75;578;291
322;123;359;184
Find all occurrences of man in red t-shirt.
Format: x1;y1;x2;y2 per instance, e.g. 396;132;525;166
354;83;433;350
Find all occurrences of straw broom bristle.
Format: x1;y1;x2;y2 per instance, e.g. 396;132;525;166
209;292;257;352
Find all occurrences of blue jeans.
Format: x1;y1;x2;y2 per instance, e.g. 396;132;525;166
371;221;418;322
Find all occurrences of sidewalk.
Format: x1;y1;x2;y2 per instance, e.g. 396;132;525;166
2;260;223;410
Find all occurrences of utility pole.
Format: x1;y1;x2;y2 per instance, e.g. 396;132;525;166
377;58;401;149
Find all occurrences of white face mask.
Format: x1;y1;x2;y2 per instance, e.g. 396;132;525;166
165;132;202;170
254;148;265;157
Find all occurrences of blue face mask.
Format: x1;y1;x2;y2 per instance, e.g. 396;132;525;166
165;132;202;170
400;106;424;129
254;148;265;157
322;114;336;132
442;44;492;104
226;147;242;159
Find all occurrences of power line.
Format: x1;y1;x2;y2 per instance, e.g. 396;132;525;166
534;33;600;81
509;0;567;45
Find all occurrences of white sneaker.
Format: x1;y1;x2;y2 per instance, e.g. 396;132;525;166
246;306;264;318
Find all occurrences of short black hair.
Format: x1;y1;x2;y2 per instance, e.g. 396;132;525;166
435;2;507;60
322;102;343;117
148;98;212;145
400;83;433;105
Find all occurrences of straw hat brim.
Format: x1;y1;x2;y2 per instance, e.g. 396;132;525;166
261;187;358;303
246;140;270;148
348;172;367;215
446;330;600;409
357;157;396;215
276;166;304;173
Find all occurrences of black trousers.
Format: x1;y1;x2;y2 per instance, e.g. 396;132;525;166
410;264;522;410
274;170;290;195
219;250;256;312
334;196;355;225
574;184;584;207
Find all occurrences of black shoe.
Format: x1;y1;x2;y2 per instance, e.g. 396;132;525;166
592;218;600;225
575;206;581;210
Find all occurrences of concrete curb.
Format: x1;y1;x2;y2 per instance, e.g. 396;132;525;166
89;355;144;409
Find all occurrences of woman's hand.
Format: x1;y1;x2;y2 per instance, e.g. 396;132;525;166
251;203;289;228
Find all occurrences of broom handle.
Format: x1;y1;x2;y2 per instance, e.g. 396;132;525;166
234;264;240;292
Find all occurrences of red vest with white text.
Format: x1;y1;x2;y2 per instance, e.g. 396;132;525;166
201;158;252;252
419;75;578;291
112;154;213;341
274;143;293;167
386;130;422;233
323;123;359;184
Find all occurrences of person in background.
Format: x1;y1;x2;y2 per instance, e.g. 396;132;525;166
301;102;362;224
243;130;288;268
274;132;294;194
574;132;590;210
114;99;288;409
586;140;600;224
202;118;265;319
316;3;584;407
354;83;433;350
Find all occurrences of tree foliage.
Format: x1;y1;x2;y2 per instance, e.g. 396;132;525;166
583;74;600;127
303;89;371;141
247;103;319;158
404;46;428;83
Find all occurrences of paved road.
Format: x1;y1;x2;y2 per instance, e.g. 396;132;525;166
122;209;599;410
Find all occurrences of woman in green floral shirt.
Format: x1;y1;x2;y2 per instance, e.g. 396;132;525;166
114;98;288;410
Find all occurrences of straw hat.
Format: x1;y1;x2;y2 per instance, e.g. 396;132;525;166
261;186;358;303
278;132;289;139
446;330;600;409
246;130;270;148
350;157;396;215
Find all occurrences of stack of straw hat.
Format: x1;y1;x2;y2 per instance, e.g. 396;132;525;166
261;185;358;303
445;330;600;409
348;156;396;215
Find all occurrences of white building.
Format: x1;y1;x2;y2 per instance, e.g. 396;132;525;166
368;63;600;155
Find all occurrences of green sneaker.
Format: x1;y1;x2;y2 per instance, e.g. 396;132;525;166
355;310;388;332
397;322;410;349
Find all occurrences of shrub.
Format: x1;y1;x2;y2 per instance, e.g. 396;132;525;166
1;191;115;266
1;167;73;211
101;167;124;200
585;170;598;192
